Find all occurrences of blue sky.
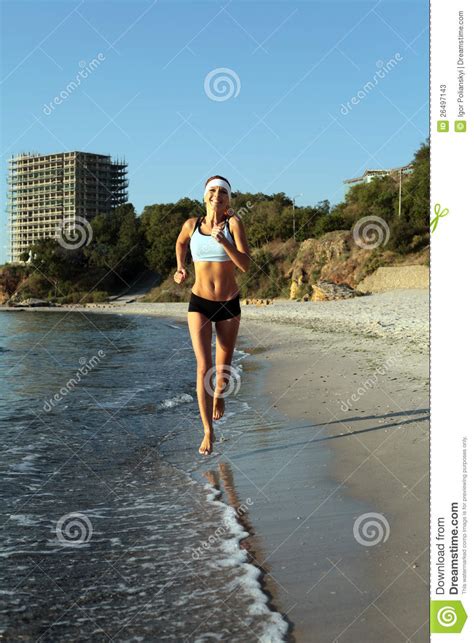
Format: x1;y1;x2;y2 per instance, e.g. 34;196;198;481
0;0;428;263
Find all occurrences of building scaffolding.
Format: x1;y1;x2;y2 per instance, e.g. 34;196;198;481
7;151;128;262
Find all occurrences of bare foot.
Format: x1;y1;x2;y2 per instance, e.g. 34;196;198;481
213;396;225;420
199;431;214;455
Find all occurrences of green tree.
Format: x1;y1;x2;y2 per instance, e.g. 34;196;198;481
140;198;200;275
85;203;145;277
329;140;430;253
390;140;429;252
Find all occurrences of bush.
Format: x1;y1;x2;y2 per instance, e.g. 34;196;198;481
13;271;52;300
91;291;109;303
65;291;88;304
237;249;287;298
313;213;351;237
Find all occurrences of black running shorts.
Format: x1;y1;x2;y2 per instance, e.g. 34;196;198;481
188;292;241;322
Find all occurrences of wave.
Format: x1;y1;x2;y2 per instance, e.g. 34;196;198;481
157;393;194;409
203;484;288;642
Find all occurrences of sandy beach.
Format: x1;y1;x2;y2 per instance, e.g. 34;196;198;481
236;300;429;642
2;290;429;642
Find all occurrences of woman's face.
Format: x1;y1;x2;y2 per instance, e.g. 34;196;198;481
205;185;230;212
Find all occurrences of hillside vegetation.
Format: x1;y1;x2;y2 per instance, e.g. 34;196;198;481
1;141;429;305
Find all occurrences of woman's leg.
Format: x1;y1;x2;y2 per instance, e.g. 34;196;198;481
187;312;214;454
213;315;241;420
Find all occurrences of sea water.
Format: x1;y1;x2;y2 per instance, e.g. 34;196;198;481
0;311;287;641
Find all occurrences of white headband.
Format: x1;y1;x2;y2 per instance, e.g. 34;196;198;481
204;178;231;201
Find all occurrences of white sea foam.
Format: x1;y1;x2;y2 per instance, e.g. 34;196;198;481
8;514;39;526
202;483;288;642
5;444;37;455
213;398;250;428
157;393;193;409
213;409;236;427
233;348;250;364
99;388;144;409
163;322;182;330
9;454;40;473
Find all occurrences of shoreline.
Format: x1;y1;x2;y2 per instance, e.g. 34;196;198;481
1;290;429;641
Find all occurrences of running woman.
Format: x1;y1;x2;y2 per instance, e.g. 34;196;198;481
174;176;251;455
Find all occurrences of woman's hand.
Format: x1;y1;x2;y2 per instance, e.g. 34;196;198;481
211;222;226;244
174;268;187;284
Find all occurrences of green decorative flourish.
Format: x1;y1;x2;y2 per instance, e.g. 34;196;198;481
430;203;449;233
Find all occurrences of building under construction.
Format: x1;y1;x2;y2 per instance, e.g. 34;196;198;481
7;151;128;262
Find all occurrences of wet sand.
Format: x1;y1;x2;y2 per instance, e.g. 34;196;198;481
232;316;429;642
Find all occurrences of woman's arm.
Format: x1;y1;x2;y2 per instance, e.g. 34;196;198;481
174;218;195;283
212;216;251;272
176;218;194;269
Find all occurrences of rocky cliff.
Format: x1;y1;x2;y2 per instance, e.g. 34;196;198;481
287;231;428;300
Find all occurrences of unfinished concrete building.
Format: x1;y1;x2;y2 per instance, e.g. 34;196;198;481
7;151;128;262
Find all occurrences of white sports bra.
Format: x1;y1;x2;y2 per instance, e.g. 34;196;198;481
189;216;236;262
